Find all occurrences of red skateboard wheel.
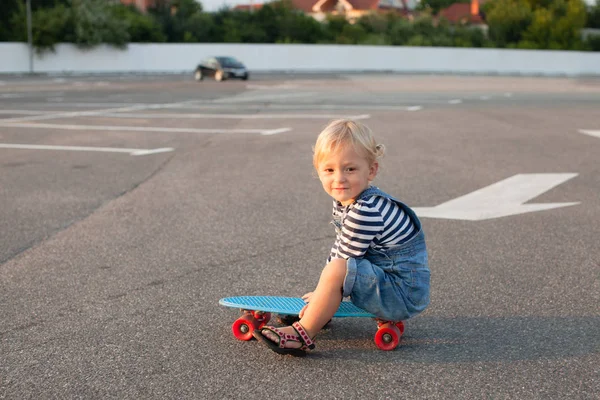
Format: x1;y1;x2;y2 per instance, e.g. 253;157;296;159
232;314;257;341
374;323;401;351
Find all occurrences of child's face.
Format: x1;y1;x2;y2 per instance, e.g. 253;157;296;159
317;144;378;206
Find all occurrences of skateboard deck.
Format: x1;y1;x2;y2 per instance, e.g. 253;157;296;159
219;295;405;351
219;296;375;318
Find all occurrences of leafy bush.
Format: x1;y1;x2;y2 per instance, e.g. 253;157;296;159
586;2;600;28
109;4;166;43
520;0;587;50
485;0;533;46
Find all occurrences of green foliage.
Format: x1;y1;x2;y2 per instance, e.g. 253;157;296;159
520;0;587;49
0;0;22;41
1;0;597;52
71;0;129;49
485;0;533;46
31;4;74;52
585;33;600;50
148;0;206;42
109;4;166;43
357;12;390;34
389;18;414;45
586;1;600;28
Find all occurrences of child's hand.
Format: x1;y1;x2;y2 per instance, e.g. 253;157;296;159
302;292;314;302
299;292;313;318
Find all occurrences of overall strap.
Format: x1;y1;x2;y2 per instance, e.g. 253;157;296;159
357;186;423;232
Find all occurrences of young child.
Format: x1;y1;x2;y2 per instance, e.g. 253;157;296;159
254;119;430;356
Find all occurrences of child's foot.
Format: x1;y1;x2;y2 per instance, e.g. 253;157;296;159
253;322;315;356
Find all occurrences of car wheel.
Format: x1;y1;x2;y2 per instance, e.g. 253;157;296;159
215;70;225;82
241;73;249;81
194;69;203;81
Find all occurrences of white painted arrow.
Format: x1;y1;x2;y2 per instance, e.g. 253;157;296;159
579;129;600;139
413;174;579;221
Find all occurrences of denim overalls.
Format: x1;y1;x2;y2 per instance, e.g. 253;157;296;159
336;186;430;321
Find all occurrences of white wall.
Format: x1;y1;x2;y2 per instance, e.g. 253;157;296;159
1;42;599;76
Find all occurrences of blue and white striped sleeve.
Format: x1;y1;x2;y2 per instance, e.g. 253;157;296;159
335;199;384;259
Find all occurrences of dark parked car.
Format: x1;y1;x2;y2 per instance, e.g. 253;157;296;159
194;56;249;82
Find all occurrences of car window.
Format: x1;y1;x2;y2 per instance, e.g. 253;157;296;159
217;57;239;67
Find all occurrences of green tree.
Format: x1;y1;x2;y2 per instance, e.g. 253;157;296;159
336;23;367;44
71;0;129;49
109;4;166;42
0;0;22;41
485;0;533;46
29;4;74;52
520;0;587;49
148;0;205;42
388;18;414;45
586;1;600;27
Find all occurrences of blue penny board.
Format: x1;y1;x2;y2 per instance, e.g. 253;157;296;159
219;296;375;318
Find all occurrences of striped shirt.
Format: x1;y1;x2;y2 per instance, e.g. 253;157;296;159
328;195;417;261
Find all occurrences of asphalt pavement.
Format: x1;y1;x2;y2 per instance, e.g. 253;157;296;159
0;72;599;399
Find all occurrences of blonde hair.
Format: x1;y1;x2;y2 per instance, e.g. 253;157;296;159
313;119;385;170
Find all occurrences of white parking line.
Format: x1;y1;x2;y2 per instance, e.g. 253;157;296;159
0;110;57;115
246;84;299;90
261;128;293;135
212;92;316;103
0;143;173;156
17;102;427;111
579;129;600;139
0;121;292;135
0;105;149;123
98;112;371;120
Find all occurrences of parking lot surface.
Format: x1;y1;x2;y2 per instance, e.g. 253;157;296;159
1;73;599;399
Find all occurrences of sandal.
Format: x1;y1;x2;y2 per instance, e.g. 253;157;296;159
253;321;315;357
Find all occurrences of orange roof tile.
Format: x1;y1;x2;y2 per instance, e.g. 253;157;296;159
439;3;483;23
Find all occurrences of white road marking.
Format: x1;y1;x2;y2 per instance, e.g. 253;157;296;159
246;84;299;90
407;106;423;111
17;102;430;111
0;100;201;123
0;105;149;123
97;112;372;120
0;93;27;98
0;143;173;156
448;99;462;104
413;173;579;221
212;92;316;103
579;129;600;139
261;128;293;135
0;121;292;135
0;110;57;115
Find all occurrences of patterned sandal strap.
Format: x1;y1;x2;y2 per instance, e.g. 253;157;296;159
292;322;315;350
261;325;309;350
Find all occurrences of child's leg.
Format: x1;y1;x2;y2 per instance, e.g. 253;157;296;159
298;258;346;338
259;258;346;349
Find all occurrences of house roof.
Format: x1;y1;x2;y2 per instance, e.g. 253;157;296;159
290;0;403;13
439;3;484;24
233;3;263;10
